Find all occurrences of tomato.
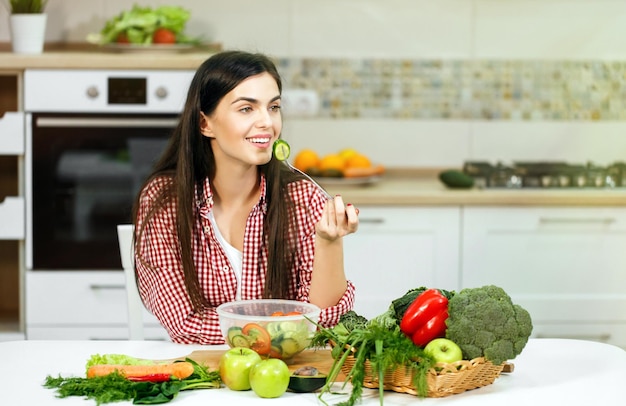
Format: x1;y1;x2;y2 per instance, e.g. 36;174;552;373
242;323;271;355
269;345;283;359
284;311;302;316
152;28;176;44
116;32;130;44
271;311;284;317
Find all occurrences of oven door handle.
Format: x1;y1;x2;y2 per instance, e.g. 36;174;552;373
35;117;179;128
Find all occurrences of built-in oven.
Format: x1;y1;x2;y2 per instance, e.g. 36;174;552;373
24;70;194;271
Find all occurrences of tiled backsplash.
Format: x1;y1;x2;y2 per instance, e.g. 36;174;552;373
278;59;626;121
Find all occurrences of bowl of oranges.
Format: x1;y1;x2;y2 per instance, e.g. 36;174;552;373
292;148;385;183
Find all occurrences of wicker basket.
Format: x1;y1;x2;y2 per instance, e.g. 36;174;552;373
340;355;505;398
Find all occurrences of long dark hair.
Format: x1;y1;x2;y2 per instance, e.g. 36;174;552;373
133;50;304;311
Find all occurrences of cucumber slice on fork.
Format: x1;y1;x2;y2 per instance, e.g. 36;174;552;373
273;140;331;200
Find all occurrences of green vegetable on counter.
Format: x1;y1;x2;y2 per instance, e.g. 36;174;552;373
44;357;220;405
90;4;200;45
338;310;369;332
438;169;475;189
445;285;533;365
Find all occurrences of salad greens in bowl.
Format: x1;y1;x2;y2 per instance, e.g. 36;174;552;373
216;299;321;361
87;4;201;46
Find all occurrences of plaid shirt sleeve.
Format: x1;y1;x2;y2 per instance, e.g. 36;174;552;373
289;180;356;328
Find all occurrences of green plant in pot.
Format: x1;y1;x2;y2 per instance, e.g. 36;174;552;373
6;0;48;54
8;0;47;13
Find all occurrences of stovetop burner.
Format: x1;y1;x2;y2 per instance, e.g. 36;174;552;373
463;161;625;189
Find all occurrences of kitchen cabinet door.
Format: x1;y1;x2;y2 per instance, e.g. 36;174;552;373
0;106;25;240
461;207;626;348
25;271;168;340
343;206;460;319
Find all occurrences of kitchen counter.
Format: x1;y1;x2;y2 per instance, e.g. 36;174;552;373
0;43;220;70
1;338;624;405
323;170;626;207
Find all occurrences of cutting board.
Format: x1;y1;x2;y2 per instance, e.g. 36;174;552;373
167;348;344;379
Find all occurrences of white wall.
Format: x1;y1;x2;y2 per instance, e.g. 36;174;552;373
3;0;626;167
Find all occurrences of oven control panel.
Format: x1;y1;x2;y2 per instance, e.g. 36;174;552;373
23;70;194;113
108;77;147;105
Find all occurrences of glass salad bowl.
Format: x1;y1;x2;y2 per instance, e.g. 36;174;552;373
216;299;321;360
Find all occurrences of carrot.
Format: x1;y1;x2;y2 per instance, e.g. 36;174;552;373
343;164;385;178
86;362;195;380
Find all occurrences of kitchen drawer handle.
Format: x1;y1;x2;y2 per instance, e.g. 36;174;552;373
36;117;179;128
536;333;611;342
89;284;125;290
359;218;385;224
538;217;616;225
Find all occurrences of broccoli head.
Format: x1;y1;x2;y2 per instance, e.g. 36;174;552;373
445;285;533;365
339;310;369;332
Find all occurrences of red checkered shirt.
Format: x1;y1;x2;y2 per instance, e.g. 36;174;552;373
135;174;355;344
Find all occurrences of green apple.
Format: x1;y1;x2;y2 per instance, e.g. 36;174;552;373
249;358;290;398
424;338;463;364
219;347;262;391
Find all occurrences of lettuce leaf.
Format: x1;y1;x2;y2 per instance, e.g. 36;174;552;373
98;5;191;44
85;353;155;374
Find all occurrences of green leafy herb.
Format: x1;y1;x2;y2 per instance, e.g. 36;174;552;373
44;358;220;405
311;315;435;406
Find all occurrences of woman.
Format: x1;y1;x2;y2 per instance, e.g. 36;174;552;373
132;50;359;344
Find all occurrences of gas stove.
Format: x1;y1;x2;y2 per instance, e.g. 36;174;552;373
463;161;626;189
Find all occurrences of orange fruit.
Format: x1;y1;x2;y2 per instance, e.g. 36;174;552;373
345;153;372;169
293;149;320;172
338;148;358;161
319;153;346;172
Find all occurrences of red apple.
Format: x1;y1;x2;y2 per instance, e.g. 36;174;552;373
219;347;262;391
249;358;290;398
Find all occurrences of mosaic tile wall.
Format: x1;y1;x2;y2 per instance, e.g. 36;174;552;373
277;59;626;121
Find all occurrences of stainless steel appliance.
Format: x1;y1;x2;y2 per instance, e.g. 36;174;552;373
463;161;625;189
24;70;194;271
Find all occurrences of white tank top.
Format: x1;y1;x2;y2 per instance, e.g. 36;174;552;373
208;211;243;300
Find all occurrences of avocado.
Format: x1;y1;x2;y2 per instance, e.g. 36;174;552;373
288;366;327;393
439;170;475;189
288;374;327;393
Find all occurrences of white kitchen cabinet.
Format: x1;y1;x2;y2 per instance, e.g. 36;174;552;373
461;207;626;348
343;206;461;319
0;73;25;338
25;271;169;340
0;98;25;241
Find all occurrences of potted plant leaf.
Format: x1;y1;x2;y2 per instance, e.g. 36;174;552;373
6;0;48;54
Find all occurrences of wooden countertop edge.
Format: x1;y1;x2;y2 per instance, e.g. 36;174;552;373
323;168;626;206
0;42;220;70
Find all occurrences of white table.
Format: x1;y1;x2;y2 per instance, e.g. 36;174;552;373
1;338;624;405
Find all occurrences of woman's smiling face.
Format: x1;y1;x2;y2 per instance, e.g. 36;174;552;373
201;72;282;168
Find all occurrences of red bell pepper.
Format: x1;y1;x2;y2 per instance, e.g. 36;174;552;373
127;373;172;382
399;288;449;347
